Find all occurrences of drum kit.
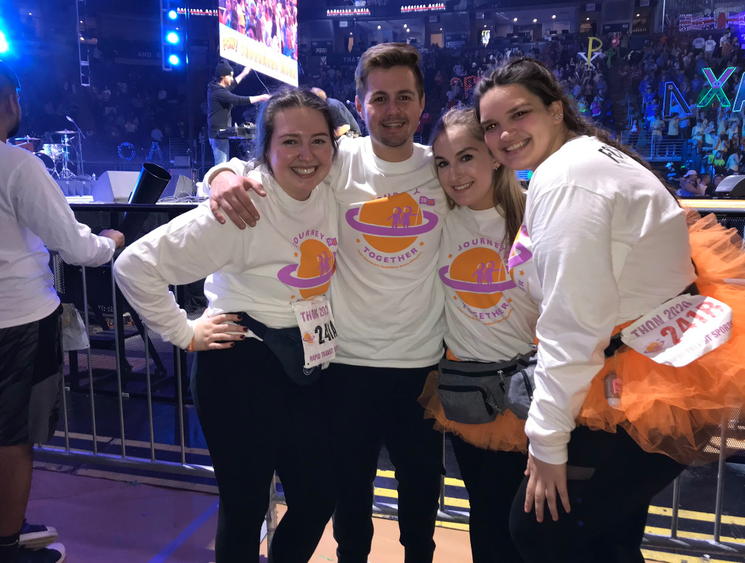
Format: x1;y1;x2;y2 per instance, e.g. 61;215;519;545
12;130;81;180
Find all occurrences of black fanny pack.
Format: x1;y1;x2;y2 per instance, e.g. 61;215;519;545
437;350;536;425
232;312;323;386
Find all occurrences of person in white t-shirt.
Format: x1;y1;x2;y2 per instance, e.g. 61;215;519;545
207;44;447;563
474;58;700;562
114;89;339;563
704;35;717;59
423;107;539;563
727;150;741;173
0;60;123;563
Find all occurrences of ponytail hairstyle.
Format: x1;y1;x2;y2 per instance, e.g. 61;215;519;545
473;57;676;197
429;107;525;253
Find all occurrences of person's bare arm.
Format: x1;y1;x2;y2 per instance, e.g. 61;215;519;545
235;65;251;84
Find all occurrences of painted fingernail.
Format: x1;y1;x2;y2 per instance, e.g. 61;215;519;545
230;343;235;347
240;335;246;340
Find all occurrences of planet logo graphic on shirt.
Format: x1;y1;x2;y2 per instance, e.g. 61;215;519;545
440;248;516;309
302;332;315;344
507;225;533;272
277;239;336;298
346;193;439;253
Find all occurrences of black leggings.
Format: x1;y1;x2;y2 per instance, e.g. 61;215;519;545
191;337;336;563
509;426;686;563
451;436;527;563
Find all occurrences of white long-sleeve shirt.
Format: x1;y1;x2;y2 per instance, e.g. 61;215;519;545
511;136;696;464
114;167;338;349
439;205;538;362
0;142;116;328
206;137;449;368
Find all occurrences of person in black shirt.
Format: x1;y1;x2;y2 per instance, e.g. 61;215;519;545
207;59;270;164
310;87;361;136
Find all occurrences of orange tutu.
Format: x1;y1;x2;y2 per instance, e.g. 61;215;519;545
418;351;528;453
577;212;745;465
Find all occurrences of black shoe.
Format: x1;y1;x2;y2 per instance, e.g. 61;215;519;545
18;521;59;551
16;543;65;563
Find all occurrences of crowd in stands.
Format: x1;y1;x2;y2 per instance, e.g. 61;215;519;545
618;27;744;191
301;34;612;142
14;21;745;195
16;52;191;165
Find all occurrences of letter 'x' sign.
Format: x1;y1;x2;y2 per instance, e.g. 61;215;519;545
699;67;735;108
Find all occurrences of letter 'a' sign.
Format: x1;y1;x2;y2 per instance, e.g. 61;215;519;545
663;82;692;118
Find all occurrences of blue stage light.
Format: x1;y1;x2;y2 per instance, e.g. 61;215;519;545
0;31;9;54
169;54;180;66
166;31;179;44
168;10;178;20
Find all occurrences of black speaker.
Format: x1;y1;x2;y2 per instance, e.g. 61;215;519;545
714;175;745;197
120;163;172;242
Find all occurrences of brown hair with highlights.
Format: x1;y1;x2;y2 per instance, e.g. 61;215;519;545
430;107;526;253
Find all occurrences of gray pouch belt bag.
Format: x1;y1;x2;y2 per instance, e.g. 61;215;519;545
437;350;537;424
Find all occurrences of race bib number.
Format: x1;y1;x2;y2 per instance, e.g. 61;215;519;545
621;294;733;367
292;295;338;369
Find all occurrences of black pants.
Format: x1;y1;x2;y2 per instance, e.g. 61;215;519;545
321;363;444;563
510;426;686;563
191;338;336;563
451;436;527;563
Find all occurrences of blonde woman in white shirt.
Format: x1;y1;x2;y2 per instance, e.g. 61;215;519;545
420;107;538;563
473;58;745;562
115;88;339;563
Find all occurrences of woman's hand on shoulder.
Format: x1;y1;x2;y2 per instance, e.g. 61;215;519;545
209;171;266;229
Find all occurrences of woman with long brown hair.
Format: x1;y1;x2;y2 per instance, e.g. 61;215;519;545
473;57;745;562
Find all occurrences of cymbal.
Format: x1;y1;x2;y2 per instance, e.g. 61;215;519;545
14;136;42;141
53;130;77;135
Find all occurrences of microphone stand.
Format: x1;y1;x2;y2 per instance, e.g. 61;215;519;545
66;116;86;177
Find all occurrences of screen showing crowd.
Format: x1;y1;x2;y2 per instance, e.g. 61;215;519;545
218;0;298;86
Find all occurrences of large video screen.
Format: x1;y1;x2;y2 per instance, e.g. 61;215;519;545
218;0;298;86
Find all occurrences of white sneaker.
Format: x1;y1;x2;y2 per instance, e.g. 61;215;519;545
18;520;59;551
